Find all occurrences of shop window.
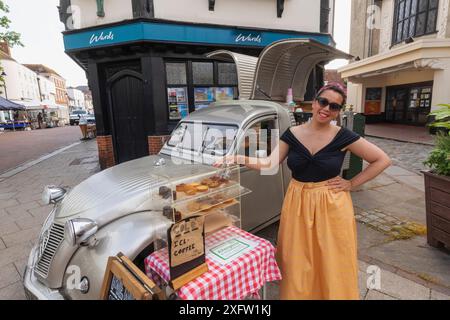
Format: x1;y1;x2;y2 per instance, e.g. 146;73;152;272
218;63;238;86
192;62;214;85
165;60;238;122
392;0;439;45
165;63;187;85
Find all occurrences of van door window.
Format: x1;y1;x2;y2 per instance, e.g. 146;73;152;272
238;119;277;158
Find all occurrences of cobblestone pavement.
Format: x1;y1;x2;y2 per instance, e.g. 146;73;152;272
0;140;99;300
366;136;434;174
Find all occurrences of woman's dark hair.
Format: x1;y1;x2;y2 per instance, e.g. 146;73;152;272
315;82;347;105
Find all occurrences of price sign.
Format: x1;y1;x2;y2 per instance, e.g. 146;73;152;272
168;215;208;288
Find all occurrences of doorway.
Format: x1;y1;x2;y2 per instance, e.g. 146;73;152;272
385;82;433;125
108;70;148;163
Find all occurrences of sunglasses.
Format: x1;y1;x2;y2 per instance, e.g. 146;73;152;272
316;97;343;111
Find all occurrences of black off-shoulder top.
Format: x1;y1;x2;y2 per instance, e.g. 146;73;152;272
280;127;361;183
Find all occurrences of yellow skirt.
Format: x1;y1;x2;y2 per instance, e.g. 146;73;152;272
276;179;359;300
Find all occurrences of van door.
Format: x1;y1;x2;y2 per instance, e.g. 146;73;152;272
238;115;285;232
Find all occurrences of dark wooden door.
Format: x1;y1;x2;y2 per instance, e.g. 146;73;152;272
109;72;148;163
385;87;408;123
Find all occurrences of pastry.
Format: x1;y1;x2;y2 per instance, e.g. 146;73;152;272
218;177;229;184
188;183;201;188
185;189;197;196
209;181;220;188
196;185;209;192
187;201;201;212
176;184;187;192
201;178;212;186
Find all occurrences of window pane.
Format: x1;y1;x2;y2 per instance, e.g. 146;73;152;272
409;16;416;36
416;12;426;34
218;63;238;85
418;0;428;12
410;0;418;14
404;0;411;18
403;19;410;39
166;63;187;85
397;21;404;42
429;0;438;8
399;1;405;20
426;9;437;33
193;62;214;85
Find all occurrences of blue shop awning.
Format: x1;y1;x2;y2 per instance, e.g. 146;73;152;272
0;96;25;111
63;20;334;52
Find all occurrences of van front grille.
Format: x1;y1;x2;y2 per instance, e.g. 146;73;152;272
34;223;65;278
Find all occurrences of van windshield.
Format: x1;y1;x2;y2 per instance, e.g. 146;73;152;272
167;122;238;156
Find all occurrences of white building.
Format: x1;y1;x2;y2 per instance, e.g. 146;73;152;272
0;50;41;123
67;87;86;111
37;74;57;106
339;0;450;127
0;53;41;107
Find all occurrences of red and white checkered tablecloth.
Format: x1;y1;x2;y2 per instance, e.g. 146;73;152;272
144;226;281;300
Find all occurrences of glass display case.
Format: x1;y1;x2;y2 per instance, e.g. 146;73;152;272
149;164;250;241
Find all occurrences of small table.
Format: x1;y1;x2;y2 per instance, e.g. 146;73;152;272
145;226;281;300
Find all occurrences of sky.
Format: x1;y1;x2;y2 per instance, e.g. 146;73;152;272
5;0;351;87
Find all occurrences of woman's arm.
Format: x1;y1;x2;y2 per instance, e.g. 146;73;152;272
327;138;392;192
213;140;290;171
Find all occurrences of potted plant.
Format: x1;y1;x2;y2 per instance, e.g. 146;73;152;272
423;104;450;249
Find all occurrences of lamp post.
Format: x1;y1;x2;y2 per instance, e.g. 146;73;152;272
1;71;8;99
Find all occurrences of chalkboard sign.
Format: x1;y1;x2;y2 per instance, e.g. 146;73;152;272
100;253;164;300
168;215;208;290
108;275;135;300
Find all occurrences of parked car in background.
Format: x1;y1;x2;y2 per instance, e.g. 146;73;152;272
69;109;88;126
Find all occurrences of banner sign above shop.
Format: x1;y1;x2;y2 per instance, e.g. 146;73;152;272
63;20;333;51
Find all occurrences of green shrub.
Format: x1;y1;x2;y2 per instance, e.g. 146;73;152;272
424;104;450;176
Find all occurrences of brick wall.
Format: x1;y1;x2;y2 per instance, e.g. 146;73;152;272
148;135;171;155
97;135;116;170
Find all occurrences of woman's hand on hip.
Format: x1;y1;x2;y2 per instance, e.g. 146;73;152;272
327;176;352;193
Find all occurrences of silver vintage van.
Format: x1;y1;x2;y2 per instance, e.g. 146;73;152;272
23;39;351;300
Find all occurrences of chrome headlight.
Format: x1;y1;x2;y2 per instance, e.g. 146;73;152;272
64;218;98;246
42;186;66;205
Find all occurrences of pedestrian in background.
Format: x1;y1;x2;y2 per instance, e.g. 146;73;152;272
37;112;43;129
215;83;392;300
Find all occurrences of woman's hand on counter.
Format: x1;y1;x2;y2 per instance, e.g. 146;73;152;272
327;176;352;193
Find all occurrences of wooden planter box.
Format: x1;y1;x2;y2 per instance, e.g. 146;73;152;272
423;171;450;249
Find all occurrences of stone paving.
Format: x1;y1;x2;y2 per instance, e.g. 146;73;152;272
365;123;435;145
366;136;434;175
0;140;99;300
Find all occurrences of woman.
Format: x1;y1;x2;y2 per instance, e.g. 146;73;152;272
214;83;391;300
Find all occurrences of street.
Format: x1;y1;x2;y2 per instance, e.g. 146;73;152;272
0;134;449;300
0;126;83;174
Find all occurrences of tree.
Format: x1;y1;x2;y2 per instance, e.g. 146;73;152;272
0;0;23;84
